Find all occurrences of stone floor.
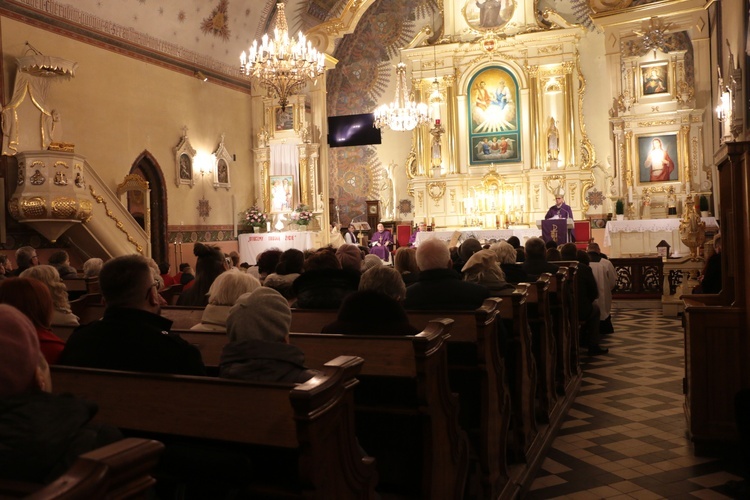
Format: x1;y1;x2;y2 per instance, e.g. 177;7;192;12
527;303;748;499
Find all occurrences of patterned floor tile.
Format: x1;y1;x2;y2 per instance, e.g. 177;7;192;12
527;307;748;499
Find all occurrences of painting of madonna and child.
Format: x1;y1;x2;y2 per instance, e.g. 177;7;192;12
469;67;521;163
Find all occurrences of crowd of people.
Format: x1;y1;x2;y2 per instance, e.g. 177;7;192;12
0;228;665;490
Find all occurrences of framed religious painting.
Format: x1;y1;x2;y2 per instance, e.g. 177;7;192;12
467;66;521;164
212;133;231;190
274;106;295;132
173;128;196;187
636;133;680;185
270;175;294;213
638;61;671;99
462;0;516;31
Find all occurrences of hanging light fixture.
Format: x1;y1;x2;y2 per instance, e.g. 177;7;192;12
240;2;325;111
374;61;430;132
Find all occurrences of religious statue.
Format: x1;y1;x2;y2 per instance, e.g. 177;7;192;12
300;123;311;144
546;117;559;161
430;120;445;171
257;127;269;148
679;194;706;261
667;185;677;216
641;187;651;220
44;109;63;148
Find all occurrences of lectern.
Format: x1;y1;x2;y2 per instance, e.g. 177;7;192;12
537;219;573;245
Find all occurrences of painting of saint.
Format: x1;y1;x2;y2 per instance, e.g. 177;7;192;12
217;159;228;184
179;153;192;180
641;63;668;96
473;135;518;162
463;0;515;30
638;134;678;183
275;107;294;131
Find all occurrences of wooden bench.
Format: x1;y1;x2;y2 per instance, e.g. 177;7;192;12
523;274;558;422
160;305;204;329
0;438;164;499
289;320;469;499
547;267;573;394
290;301;511;498
159;283;183;305
69;293;104;327
51;357;378;499
63;278;88;301
497;285;538;463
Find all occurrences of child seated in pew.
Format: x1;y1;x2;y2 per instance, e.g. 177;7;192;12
220;287;319;383
321;266;420;335
0;304;122;485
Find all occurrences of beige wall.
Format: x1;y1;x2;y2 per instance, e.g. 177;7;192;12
1;16;255;228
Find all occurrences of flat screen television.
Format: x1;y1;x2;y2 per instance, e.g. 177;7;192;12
327;113;381;148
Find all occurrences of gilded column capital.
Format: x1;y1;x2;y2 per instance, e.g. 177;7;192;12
526;65;540;78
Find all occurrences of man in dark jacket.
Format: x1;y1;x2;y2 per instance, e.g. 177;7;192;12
405;238;489;310
59;254;205;375
0;304;121;484
523;237;559;279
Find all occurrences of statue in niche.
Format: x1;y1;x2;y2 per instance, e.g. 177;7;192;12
667;185;677;216
546;117;559;161
430;121;445;168
380;166;394;221
257;127;269;148
641;188;651;219
300;123;311;144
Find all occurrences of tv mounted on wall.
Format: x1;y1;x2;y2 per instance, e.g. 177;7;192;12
327;113;381;148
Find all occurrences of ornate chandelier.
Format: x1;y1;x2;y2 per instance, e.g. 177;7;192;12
240;2;325;110
374;62;429;132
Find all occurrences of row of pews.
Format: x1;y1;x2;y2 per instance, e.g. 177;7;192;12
44;262;586;499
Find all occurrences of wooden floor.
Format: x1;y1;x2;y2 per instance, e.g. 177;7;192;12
527;302;747;499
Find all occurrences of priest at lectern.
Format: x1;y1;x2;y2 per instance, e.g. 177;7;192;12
545;187;573;220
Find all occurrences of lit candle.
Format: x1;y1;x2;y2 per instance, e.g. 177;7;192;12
266;221;271;232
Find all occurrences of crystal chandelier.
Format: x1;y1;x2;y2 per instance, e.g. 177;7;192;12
374;62;429;132
240;2;325;110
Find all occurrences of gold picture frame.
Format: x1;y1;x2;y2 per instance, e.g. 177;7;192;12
635;132;680;186
638;61;671;99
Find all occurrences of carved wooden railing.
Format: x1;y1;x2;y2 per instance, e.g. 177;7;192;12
611;257;663;299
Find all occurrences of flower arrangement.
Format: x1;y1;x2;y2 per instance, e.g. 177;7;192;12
240;206;267;227
290;204;313;225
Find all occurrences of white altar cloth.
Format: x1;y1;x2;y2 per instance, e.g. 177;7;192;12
238;232;315;265
604;217;718;246
415;228;540;246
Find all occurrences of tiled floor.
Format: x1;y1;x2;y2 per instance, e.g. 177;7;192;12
528;304;749;499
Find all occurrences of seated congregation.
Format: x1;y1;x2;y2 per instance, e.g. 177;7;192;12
0;234;618;498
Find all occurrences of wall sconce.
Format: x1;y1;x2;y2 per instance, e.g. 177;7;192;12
194;71;208;82
194;152;215;177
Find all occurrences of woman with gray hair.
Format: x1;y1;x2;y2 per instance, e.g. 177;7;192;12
82;258;103;279
191;270;262;332
20;265;79;327
321;266;419;335
462;249;515;296
490;241;529;284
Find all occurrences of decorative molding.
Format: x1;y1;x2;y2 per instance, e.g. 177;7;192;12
89;185;143;254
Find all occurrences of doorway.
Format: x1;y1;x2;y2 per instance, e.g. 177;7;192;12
130;151;168;264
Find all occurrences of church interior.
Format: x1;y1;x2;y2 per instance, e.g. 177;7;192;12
1;0;749;497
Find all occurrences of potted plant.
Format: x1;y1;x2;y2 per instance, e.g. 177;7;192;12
290;204;313;229
615;199;625;221
240;206;267;232
699;195;710;217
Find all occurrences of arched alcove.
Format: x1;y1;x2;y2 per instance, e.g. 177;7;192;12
130;151;168;264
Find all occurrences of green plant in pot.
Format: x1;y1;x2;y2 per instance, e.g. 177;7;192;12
615;199;625;219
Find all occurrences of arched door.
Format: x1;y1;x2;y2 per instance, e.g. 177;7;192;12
130;151;168;264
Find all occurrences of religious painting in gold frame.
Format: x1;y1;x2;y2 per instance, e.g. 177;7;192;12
638;61;671;99
467;66;521;164
635;132;680;185
462;0;516;31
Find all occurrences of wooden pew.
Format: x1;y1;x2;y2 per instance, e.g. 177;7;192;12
63;278;88;301
547;267;572;394
289;320;469;500
0;438;164;499
523;274;558;423
290;301;511;499
497;285;538;463
405;299;511;499
51;356;378;499
160;306;204;329
69;293;104;327
159;283;183;305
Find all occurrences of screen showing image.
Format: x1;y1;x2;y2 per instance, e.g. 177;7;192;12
327;113;382;148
